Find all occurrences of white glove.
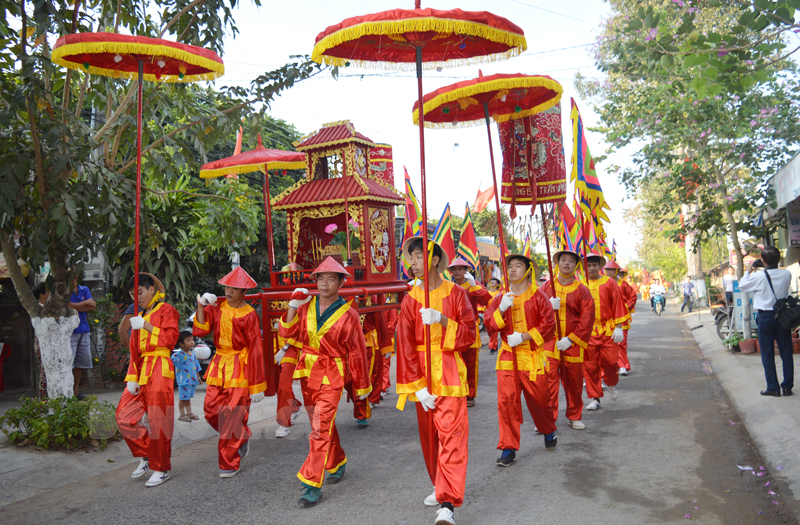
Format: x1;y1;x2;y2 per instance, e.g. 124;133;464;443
419;308;442;326
126;381;140;395
556;336;572;351
613;328;624;343
289;288;312;309
358;393;369;400
415;387;437;412
407;278;422;290
499;292;515;313
550;297;561;311
197;293;217;306
508;332;525;347
274;346;288;365
251;392;265;404
631;312;635;317
129;316;145;330
465;272;476;287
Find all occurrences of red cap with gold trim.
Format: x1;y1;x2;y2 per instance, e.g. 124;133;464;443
218;267;257;289
310;256;351;280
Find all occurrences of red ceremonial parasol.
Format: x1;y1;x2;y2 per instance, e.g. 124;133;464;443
312;1;526;397
199;135;306;270
52;33;224;315
414;71;564;340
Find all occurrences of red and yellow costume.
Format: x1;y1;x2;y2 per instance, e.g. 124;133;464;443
193;300;266;470
346;309;392;419
396;280;475;507
117;299;179;474
457;280;492;398
382;308;399;393
276;333;302;428
485;289;501;352
617;277;637;372
280;296;371;488
584;275;628;399
484;283;556;450
540;278;595;422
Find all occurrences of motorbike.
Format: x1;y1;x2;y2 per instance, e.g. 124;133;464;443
653;292;666;316
712;305;734;340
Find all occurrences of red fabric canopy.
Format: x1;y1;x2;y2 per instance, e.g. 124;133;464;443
312;7;526;70
199;135;306;179
413;72;562;127
52;32;224;83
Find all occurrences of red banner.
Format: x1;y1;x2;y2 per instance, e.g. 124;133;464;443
498;102;567;209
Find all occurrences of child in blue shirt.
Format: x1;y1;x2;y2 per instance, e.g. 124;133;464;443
172;331;202;421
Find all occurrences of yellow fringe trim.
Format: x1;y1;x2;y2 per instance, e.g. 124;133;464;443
199;160;306;179
51;41;224;83
312;17;527;71
412;77;563;128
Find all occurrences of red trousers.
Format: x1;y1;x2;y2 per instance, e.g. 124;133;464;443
617;329;631;371
276;362;301;427
415;396;469;507
345;381;370;420
298;378;346;488
204;385;252;470
116;363;174;472
497;368;556;450
382;354;392;392
546;351;585;422
463;347;479;398
585;335;619;399
369;349;384;404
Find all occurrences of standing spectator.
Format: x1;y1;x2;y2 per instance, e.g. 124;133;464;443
738;247;793;397
172;331;202;422
680;276;695;313
723;267;737;306
69;276;96;399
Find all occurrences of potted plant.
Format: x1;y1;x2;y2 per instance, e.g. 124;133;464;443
739;337;759;354
723;332;743;353
325;220;362;263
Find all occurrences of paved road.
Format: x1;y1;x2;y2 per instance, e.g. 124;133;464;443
1;301;796;524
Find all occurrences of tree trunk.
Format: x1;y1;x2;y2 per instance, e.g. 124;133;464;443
682;202;707;307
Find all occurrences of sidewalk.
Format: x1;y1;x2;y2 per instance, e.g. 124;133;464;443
0;382;308;507
681;306;800;515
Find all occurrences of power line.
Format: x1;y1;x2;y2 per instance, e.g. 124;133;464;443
507;0;594;26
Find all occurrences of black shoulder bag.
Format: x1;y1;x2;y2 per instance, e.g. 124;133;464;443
764;270;800;332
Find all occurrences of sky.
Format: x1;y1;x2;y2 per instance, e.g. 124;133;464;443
217;0;640;262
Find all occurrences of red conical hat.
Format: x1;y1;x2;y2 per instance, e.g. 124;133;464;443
604;260;621;271
218;266;257;289
310;256;351;280
447;257;472;269
620;268;629;274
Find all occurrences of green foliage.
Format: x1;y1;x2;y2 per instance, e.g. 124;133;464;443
723;331;743;348
0;396;119;450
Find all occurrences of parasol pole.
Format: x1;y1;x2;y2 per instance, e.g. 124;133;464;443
539;203;562;339
262;166;276;270
482;102;519;401
415;45;433;396
575;193;590;281
133;60;143;317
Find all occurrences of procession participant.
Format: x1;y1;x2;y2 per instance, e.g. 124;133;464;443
485;278;502;355
344;306;390;428
395;237;475;525
540;248;595;430
615;267;637;376
447;257;492;407
484;254;556;467
194;267;266;478
116;273;179;488
382;308;400;397
279;257;371;508
584;252;628;411
273;335;303;438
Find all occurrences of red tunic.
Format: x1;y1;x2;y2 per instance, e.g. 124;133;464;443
279;297;371;397
618;279;637;330
586;276;629;337
126;302;180;384
458;281;492;348
540;279;595;360
396;280;476;405
484;284;556;380
193;301;267;395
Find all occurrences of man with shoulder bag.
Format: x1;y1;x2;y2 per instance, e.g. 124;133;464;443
738;247;795;397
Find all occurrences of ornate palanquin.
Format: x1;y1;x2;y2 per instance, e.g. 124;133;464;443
271;120;404;285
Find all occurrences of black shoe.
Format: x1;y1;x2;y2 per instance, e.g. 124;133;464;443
76;393;86;401
544;432;557;451
496;449;516;466
490;350;497;355
783;388;793;397
760;390;781;397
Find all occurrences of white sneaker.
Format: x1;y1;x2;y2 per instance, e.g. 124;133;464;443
435;507;456;525
145;470;170;487
291;410;301;424
619;367;628;376
131;459;149;478
275;425;291;438
568;420;586;430
587;399;600;411
424;488;438;507
608;385;618;401
532;426;540;434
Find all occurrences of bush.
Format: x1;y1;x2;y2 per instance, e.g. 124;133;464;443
0;396;119;450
